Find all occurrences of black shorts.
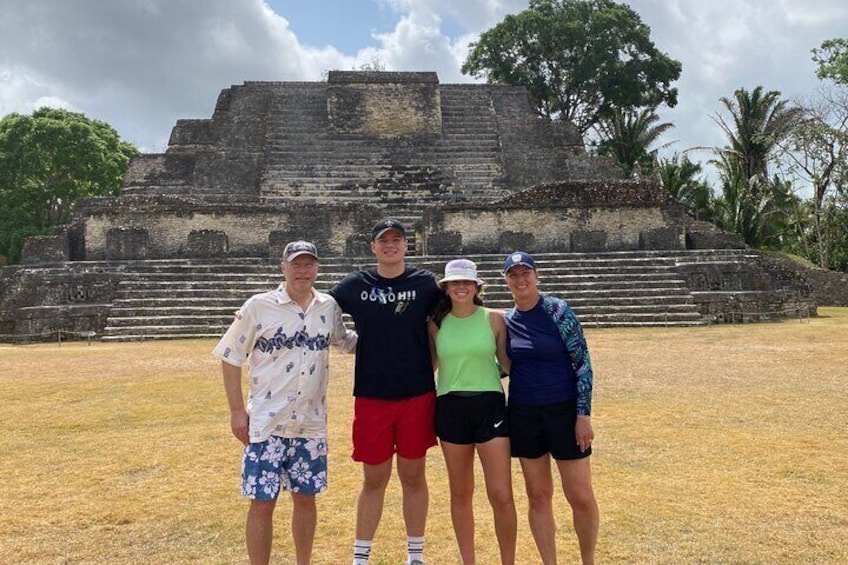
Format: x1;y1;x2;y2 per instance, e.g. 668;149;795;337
436;391;509;445
509;400;591;460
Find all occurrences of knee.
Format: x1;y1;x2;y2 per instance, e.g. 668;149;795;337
525;485;554;509
291;493;316;512
487;487;515;511
398;463;427;491
450;484;474;506
249;499;276;518
566;487;597;513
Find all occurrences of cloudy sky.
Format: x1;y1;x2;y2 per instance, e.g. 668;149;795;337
2;0;847;177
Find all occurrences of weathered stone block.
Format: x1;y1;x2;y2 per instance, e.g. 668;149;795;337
639;227;685;250
570;231;607;252
21;235;69;264
686;230;745;249
187;230;229;258
498;231;536;253
106;227;149;260
345;234;373;257
426;231;463;255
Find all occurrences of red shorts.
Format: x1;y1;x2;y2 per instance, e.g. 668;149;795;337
352;392;437;465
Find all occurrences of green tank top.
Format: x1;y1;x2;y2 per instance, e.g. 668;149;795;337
435;307;503;396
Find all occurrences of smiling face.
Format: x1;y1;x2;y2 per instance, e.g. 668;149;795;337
445;279;479;305
282;254;319;295
370;228;407;268
504;265;539;302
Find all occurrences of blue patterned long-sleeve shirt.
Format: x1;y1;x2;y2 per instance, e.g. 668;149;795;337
505;295;594;415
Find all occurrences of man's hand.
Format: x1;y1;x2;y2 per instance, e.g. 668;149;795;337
230;409;250;445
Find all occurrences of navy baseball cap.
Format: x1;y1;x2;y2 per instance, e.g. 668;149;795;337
283;240;318;262
371;218;406;241
503;251;536;273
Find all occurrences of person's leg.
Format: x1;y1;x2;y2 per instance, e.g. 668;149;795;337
290;492;317;565
555;458;599;565
440;441;477;564
519;455;557;565
397;454;428;537
355;459;393;540
351;396;395;562
395;392;436;564
246;499;277;565
477;437;517;565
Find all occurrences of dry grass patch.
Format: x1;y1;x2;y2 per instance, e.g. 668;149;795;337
1;308;846;564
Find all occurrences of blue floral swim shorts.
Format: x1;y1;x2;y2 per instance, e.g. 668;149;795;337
241;436;328;500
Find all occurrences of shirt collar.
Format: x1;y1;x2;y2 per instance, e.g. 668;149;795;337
273;284;326;305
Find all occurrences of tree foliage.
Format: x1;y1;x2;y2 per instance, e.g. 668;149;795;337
781;88;848;269
461;0;681;136
714;86;803;184
711;87;802;248
812;38;848;86
596;107;673;176
657;154;713;221
0;107;137;263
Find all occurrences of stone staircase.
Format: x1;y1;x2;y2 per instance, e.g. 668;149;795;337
257;83;510;217
99;250;754;341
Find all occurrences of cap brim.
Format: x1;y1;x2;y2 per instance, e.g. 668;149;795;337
285;250;318;261
504;261;535;273
372;227;405;241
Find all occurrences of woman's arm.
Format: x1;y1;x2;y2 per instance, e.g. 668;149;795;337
427;319;440;372
488;308;511;376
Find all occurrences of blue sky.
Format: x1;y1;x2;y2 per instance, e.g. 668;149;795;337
1;0;847;188
270;1;396;52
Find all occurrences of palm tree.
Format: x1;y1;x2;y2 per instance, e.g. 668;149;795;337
714;86;802;185
596;108;674;176
656;154;713;221
711;87;802;247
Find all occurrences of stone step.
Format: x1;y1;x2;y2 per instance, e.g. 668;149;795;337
94;250;756;339
115;262;685;278
109;290;690;306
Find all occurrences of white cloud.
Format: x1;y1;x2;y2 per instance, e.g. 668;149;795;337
1;0;846;180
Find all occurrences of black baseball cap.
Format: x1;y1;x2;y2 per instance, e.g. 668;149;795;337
371;218;406;241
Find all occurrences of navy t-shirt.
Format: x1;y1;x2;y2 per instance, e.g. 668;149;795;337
329;266;441;398
505;299;578;406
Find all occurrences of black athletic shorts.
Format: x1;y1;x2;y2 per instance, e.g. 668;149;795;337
435;391;509;445
509;400;591;460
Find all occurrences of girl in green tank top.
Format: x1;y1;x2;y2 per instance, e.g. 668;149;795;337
427;259;517;565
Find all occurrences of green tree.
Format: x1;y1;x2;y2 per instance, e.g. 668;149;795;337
812;38;848;86
0;107;137;263
710;153;796;248
710;87;802;248
714;86;802;184
461;0;682;136
656;153;713;221
781;88;848;269
596;107;674;176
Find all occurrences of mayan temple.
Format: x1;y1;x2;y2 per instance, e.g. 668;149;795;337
0;71;823;342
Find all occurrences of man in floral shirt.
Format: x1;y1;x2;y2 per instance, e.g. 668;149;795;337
213;240;356;565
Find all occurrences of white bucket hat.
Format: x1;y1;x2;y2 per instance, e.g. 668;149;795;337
438;259;484;287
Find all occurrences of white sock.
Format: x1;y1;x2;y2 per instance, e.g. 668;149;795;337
407;535;424;564
353;539;372;565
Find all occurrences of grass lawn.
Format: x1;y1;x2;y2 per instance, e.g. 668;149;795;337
1;308;846;564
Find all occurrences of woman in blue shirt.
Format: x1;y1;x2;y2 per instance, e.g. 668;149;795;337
502;251;599;565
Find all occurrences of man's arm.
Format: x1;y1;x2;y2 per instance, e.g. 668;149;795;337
328;301;357;353
222;361;249;445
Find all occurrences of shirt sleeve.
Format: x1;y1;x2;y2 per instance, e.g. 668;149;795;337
547;297;594;416
211;299;256;366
